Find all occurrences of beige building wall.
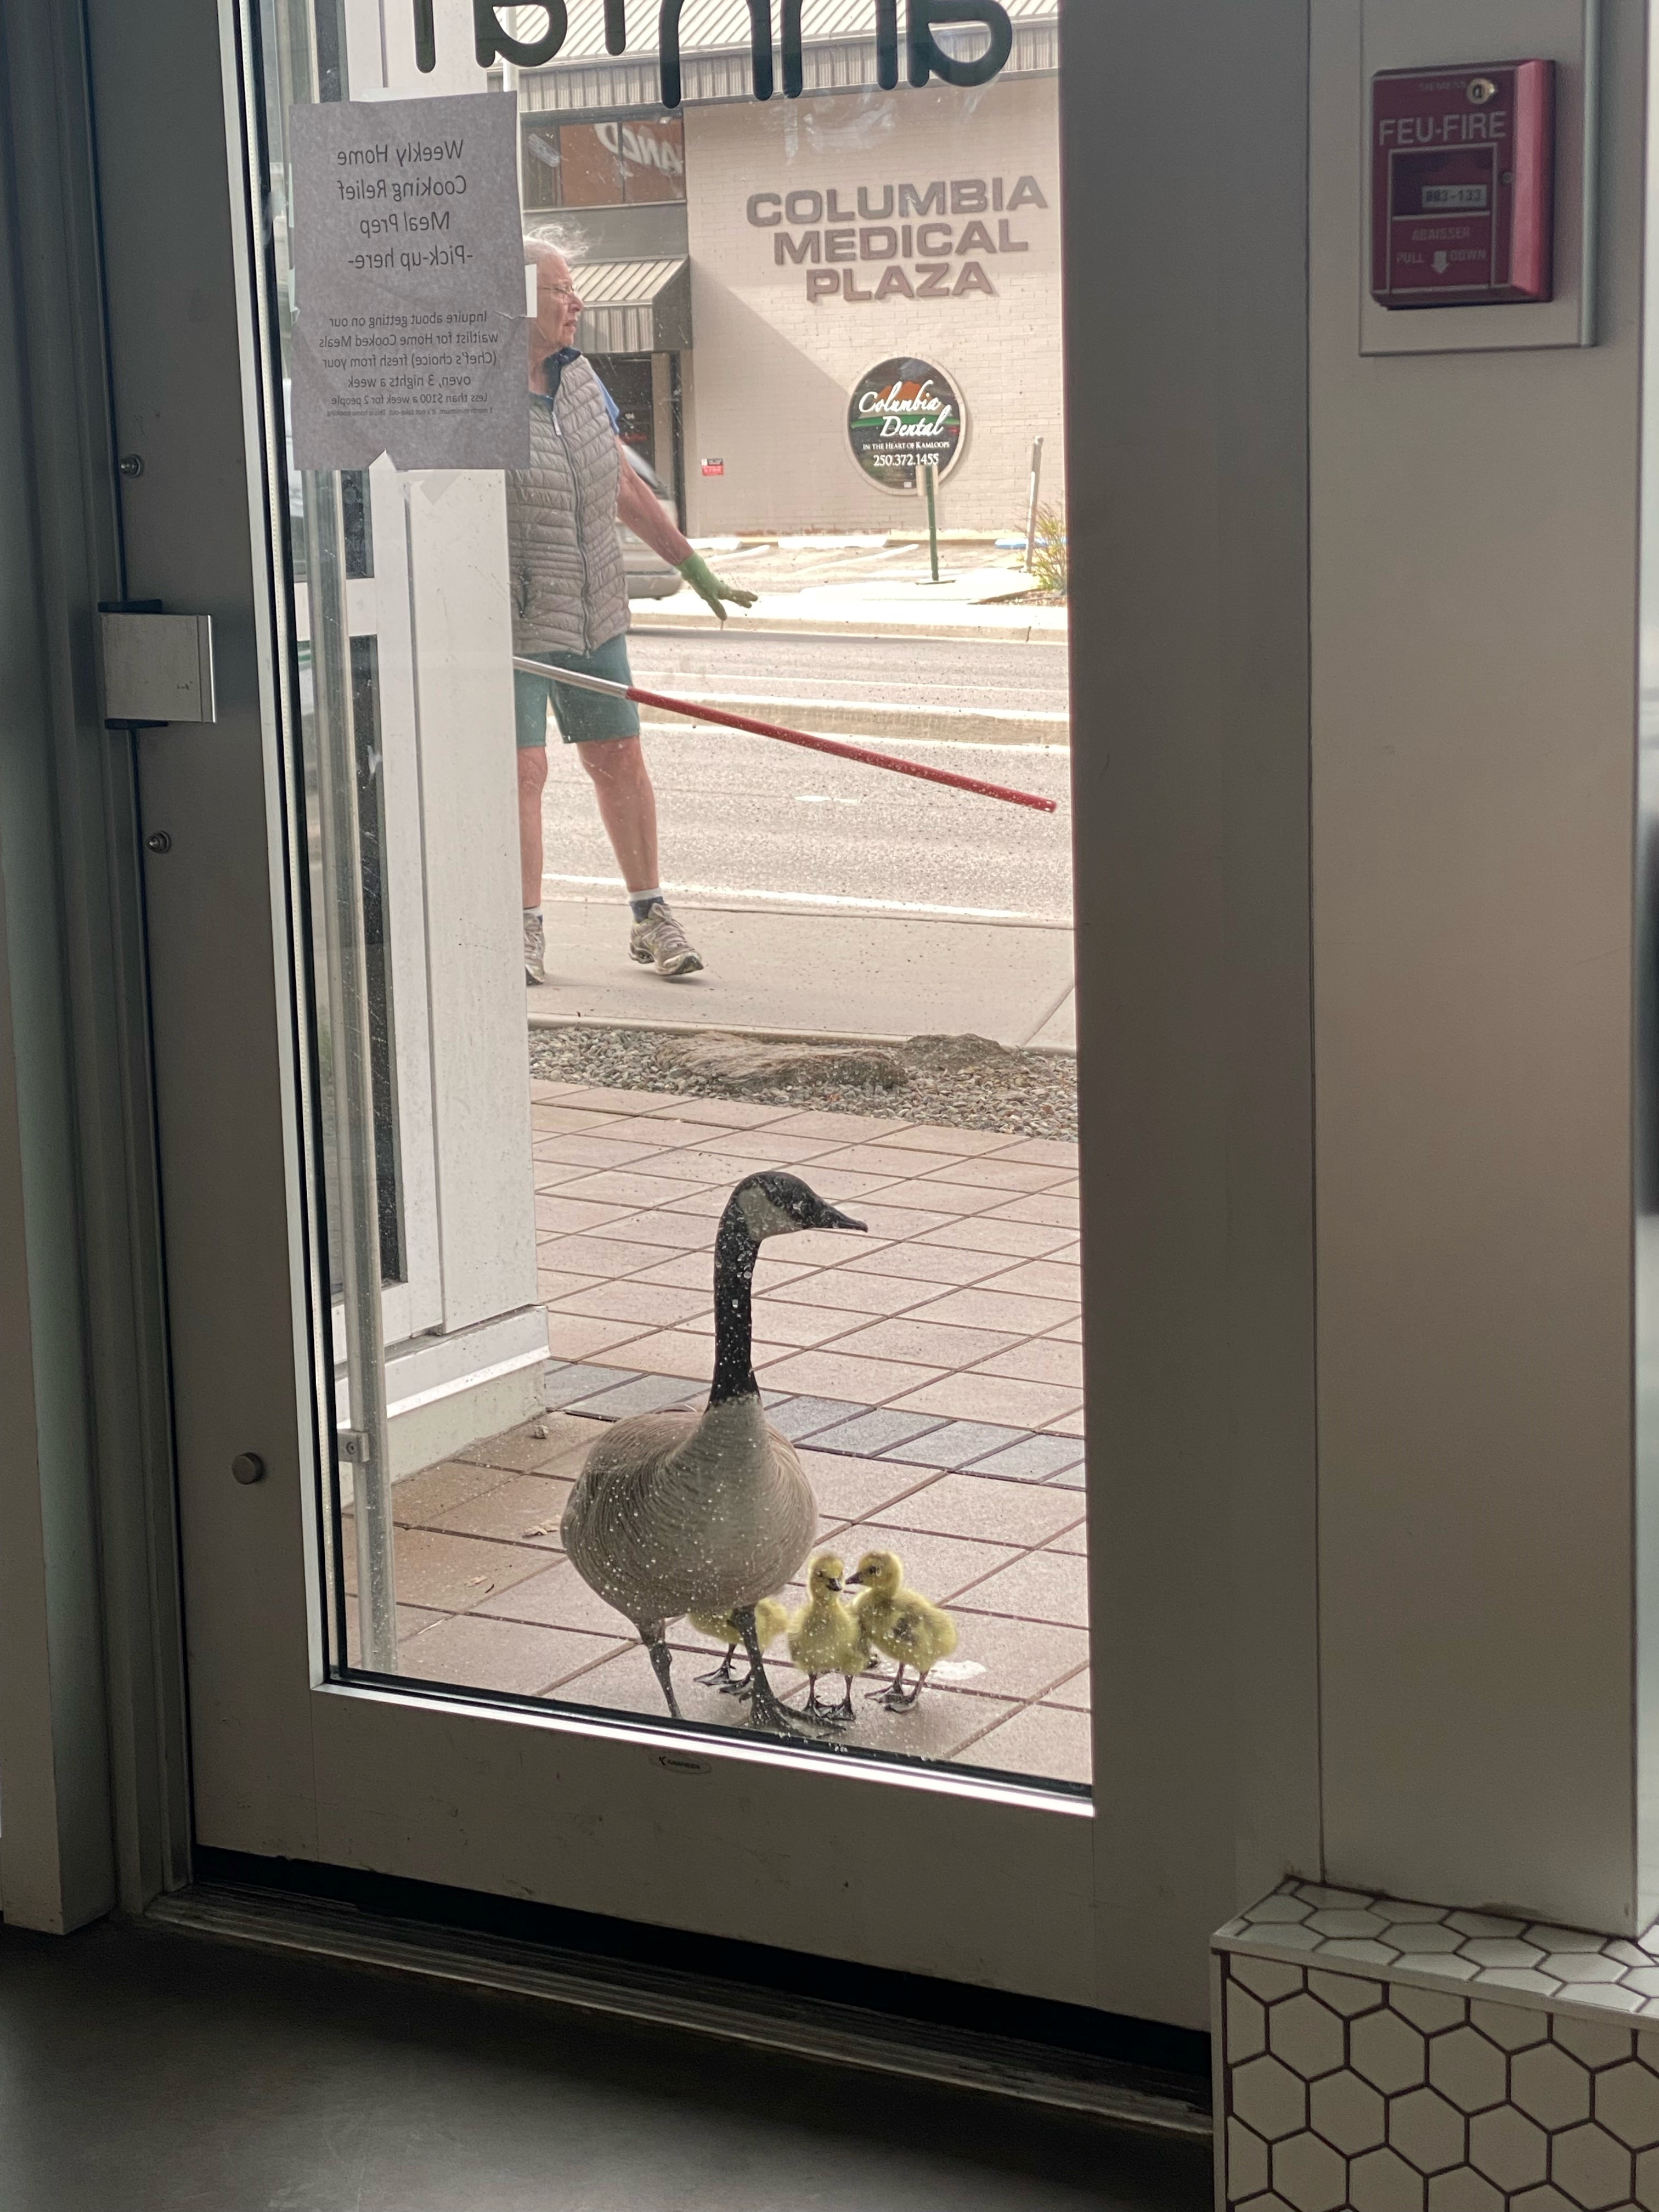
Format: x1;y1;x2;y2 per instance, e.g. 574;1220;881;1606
681;73;1062;535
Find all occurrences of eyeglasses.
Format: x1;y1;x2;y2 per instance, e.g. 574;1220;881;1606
541;283;582;304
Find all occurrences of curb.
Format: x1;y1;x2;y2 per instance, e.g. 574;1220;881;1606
527;1008;1077;1057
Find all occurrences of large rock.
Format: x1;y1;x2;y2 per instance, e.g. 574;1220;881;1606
903;1032;1018;1070
663;1034;909;1091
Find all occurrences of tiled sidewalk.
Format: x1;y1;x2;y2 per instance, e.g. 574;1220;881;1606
358;1084;1091;1786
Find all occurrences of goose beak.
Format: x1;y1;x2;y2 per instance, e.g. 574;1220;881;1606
815;1202;866;1232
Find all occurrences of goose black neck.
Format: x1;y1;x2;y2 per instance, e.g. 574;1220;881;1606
709;1211;760;1406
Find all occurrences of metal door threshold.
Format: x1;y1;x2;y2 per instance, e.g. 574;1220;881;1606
146;1884;1211;2140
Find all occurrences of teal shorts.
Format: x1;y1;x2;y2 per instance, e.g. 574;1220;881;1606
515;634;641;747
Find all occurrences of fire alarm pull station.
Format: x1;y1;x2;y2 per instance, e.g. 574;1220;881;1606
1372;61;1555;309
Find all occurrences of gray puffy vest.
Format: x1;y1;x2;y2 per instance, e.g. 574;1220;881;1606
505;355;630;657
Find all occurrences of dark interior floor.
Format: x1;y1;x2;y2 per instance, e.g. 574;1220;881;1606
0;1920;1211;2211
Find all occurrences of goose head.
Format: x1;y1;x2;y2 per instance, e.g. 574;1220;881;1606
727;1172;867;1244
847;1549;903;1598
807;1553;845;1598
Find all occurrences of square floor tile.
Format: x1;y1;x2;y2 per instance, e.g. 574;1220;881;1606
590;1329;715;1383
541;1361;639;1411
992;1138;1079;1168
758;1349;941;1406
891;1373;1084;1430
955;1548;1091;1627
380;1527;550;1612
803;1408;945;1456
544;1312;653;1362
1047;1521;1090;1554
844;1243;1006;1287
795;1449;935;1522
929;1609;1090;1703
810;1142;967;1179
765;1110;915;1141
970;1339;1085;1390
917;1157;1073;1194
1046;1666;1090;1708
473;1558;637;1637
665;1098;797;1130
455;1412;599;1471
534;1194;636;1237
547;1280;708;1328
850;1178;1012;1217
537;1234;685;1279
343;1602;448;1666
913;1218;1077;1260
904;1286;1078;1336
867;1125;1019;1156
600;1211;719;1252
537;1269;607;1305
398;1614;623;1699
385;1459;510;1521
989;1193;1080;1230
979;1258;1082;1301
763;1269;934;1317
422;1474;574;1549
761;1396;858;1440
881;1420;1032;1469
963;1433;1085;1482
964;1700;1092;1786
565;1373;697;1419
873;1473;1084;1548
825;1316;1022;1367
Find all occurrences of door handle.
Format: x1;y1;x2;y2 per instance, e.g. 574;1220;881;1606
99;600;217;729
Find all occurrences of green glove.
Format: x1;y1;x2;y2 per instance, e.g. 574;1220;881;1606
678;551;759;620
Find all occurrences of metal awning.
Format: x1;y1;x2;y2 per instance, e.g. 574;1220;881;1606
566;257;692;356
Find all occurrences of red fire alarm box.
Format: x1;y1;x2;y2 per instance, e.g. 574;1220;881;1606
1371;61;1555;309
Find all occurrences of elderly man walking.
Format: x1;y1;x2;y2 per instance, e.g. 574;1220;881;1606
511;239;755;984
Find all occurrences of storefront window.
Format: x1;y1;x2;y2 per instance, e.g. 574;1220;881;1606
267;0;1081;1791
521;114;688;210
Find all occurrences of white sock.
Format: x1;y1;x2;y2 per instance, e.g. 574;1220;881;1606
629;888;664;919
523;905;541;921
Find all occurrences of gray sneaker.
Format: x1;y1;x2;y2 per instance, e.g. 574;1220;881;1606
524;910;547;986
629;901;704;978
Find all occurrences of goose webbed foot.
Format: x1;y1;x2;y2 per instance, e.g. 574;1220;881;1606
641;1623;682;1720
804;1675;854;1730
870;1664;921;1711
693;1645;753;1695
732;1607;828;1739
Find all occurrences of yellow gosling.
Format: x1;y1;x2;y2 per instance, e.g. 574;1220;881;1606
786;1555;872;1726
847;1550;958;1712
689;1595;787;1697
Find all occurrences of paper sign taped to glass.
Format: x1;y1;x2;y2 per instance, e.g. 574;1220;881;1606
287;92;529;471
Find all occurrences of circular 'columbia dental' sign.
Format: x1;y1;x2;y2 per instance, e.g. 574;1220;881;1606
847;358;965;492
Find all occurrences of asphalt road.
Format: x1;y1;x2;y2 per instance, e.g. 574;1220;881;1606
539;634;1075;925
626;628;1072;716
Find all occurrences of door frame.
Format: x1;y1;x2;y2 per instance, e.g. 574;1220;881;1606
0;0;1321;2031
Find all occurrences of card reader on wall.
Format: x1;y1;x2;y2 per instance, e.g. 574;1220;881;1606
1372;60;1555;309
99;602;218;729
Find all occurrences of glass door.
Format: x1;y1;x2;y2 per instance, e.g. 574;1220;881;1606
90;0;1110;2007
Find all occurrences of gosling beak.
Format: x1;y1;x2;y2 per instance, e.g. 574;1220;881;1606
825;1576;843;1593
815;1201;866;1233
845;1567;868;1587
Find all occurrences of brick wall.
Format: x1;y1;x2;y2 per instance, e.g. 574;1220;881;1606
681;74;1063;535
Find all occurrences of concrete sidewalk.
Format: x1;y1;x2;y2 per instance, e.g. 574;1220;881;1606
527;897;1076;1050
642;584;1068;644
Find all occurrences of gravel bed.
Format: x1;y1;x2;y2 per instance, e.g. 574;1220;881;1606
528;1025;1076;1139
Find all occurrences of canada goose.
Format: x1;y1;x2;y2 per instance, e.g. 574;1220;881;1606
689;1595;788;1694
847;1550;958;1710
561;1172;866;1733
787;1554;873;1725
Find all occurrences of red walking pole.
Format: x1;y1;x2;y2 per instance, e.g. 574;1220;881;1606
512;657;1059;815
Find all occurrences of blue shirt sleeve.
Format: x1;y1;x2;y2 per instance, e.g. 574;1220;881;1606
593;376;622;435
